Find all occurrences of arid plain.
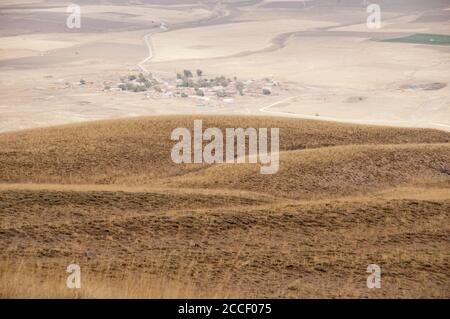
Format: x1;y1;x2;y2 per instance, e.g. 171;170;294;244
0;0;449;298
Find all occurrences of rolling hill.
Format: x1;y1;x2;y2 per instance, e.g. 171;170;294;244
0;116;449;298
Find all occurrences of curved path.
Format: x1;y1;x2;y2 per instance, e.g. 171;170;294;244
137;31;156;74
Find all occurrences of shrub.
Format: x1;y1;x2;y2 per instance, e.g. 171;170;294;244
195;88;204;97
216;76;228;87
216;90;227;98
144;80;152;88
179;78;193;88
196;69;203;77
235;82;244;96
136;85;147;92
262;88;271;95
137;73;146;83
198;79;211;88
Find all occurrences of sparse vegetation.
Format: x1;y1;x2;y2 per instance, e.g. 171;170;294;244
0;116;449;298
117;73;155;92
114;70;278;103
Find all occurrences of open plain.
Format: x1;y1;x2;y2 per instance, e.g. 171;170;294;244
1;0;449;132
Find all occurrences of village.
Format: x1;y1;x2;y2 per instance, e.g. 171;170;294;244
101;69;282;107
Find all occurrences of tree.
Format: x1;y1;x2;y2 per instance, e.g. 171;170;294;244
216;90;227;98
262;88;271;95
183;70;193;78
137;73;146;83
126;83;135;91
136;85;147;92
196;69;203;77
180;78;189;87
235;81;244;96
145;81;152;88
195;88;204;97
216;76;228;87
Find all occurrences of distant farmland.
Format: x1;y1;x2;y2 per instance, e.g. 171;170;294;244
382;33;450;46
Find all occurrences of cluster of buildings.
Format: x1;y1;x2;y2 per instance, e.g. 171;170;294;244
107;70;280;106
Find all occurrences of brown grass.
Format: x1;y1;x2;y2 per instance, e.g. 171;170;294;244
0;116;449;298
166;143;450;199
0;260;238;298
0;115;448;184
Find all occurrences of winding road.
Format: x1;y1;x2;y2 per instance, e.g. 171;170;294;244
137;32;156;75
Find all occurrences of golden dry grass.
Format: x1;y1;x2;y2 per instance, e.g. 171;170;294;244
0;116;448;184
0;116;449;298
166;143;450;199
0;260;239;299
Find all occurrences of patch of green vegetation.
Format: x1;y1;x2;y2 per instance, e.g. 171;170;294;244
381;33;450;46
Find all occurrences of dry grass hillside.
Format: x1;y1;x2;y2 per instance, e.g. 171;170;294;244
166;143;450;199
0;116;449;184
0;116;449;298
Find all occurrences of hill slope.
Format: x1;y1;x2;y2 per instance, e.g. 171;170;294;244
0;115;448;185
0;116;449;298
